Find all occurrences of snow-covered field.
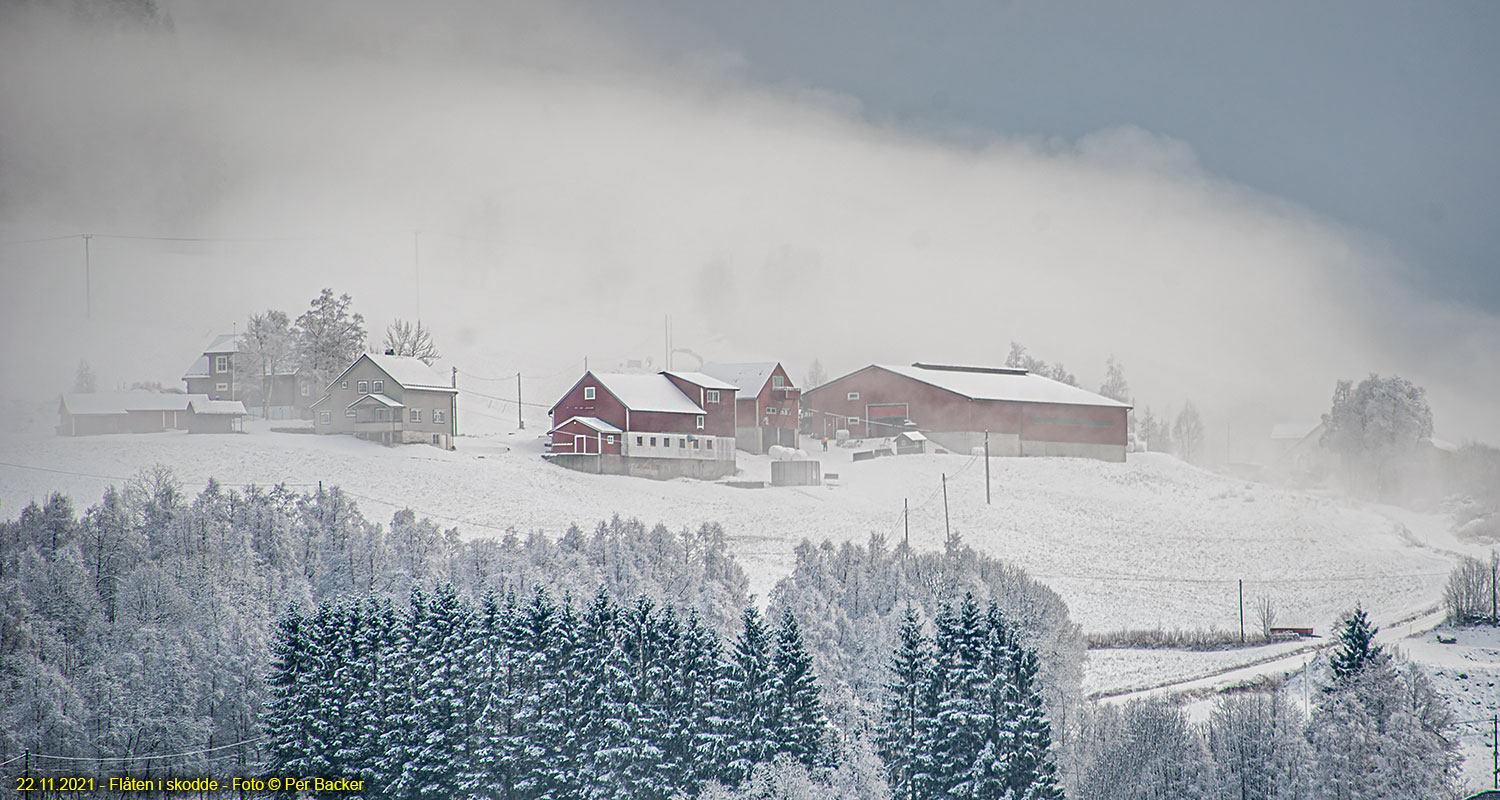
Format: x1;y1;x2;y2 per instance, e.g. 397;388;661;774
0;414;1466;638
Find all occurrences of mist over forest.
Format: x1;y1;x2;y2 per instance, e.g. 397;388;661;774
1;0;1496;449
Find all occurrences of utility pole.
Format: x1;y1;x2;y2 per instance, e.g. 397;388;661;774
516;372;524;430
452;367;459;437
984;430;991;505
904;498;909;551
1491;555;1496;623
1239;579;1245;643
942;473;950;540
1492;714;1497;788
82;233;93;319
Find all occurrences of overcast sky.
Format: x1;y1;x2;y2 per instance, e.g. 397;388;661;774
651;0;1500;314
0;0;1495;445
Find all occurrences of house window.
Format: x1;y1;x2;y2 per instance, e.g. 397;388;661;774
301;383;310;396
434;410;445;423
772;375;784;388
679;438;686;448
410;409;422;423
848;416;860;424
358;380;369;394
607;435;616;445
847;391;860;400
693;439;700;449
215;355;229;373
341;380;349;390
216;382;229;392
377;408;389;421
706;390;720;403
636;436;643;446
433;434;441;446
345;408;356;418
584;386;596;400
319;411;330;424
650;437;657;446
373;380;383;393
695;415;705;429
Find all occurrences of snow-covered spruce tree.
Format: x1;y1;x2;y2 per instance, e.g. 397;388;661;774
877;605;930;800
1326;604;1382;687
622;595;676;798
683;608;737;788
408;585;474;800
991;604;1061;800
926;593;993;798
769;606;831;770
264;603;316;775
463;591;514;799
725;606;778;783
376;587;428;799
575;589;639;798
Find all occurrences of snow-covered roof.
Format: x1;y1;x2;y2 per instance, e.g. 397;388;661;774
591;373;705;414
663;371;740;391
550;416;624;435
349;393;405;409
188;396;247;416
1271;422;1322;441
897;431;928;442
326;353;455;394
702;362;781;394
182;355;211;379
201;333;241;354
61;392;191;415
872;364;1132;409
1426;437;1459;453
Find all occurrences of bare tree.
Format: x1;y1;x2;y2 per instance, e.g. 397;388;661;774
383;318;441;365
73;359;96;393
1256;596;1278;640
805;359;828;389
239;310;293;418
1173;402;1205;464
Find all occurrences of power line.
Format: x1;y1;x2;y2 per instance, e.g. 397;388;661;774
0;233;84;245
17;736;263;764
459;386;552;409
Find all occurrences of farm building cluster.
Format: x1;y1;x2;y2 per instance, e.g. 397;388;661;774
544;360;1134;478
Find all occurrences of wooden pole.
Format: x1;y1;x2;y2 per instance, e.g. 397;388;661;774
1239;579;1245;643
942;473;950;540
83;234;92;319
984;430;991;505
516;373;524;430
904;498;909;551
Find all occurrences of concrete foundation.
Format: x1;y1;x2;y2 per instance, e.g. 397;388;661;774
546;453;738;480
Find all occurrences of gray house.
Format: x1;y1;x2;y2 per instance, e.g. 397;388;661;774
183;333;313;419
310;352;457;448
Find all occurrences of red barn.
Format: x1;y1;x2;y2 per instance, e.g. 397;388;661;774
802;362;1132;462
701;362;800;453
547;371;738;478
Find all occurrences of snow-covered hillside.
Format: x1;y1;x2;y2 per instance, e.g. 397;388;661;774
0;420;1467;637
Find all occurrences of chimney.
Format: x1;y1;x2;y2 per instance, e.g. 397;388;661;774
385;349;396;356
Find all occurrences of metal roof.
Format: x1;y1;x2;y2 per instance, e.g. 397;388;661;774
872;363;1132;409
663;371;740;391
61;392;193;415
188;397;247;416
550;415;624;435
589;373;705;414
702;362;782;394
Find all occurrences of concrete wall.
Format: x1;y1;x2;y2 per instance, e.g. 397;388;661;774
545;453;737;480
924;430;1022;457
1019;439;1127;462
771;459;821;486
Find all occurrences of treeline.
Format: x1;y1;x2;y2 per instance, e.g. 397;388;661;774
0;468;749;777
877;598;1062;799
266;586;830;799
768;533;1084;734
1068;607;1458;799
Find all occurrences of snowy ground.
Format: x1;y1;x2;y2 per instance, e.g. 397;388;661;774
0;412;1466;638
1401;624;1500;791
5;412;1494;782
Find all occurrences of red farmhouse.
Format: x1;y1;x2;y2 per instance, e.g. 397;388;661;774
547;371;738;478
701;362;800;453
802;362;1132;462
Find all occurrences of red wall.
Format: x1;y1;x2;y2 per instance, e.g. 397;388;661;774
551;373;629;432
753;363;800;431
802;366;1125;446
662;374;736;435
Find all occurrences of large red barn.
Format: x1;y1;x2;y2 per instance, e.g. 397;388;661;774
802;362;1131;462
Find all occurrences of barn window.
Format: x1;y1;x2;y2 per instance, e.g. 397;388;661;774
848;416;860;424
680;438;686;448
319;411;330;424
696;415;705;429
650;437;657;446
693;439;700;449
358;380;369;394
707;440;714;449
607;435;616;444
847;392;859;400
636;436;643;446
584;386;596;400
373;380;384;393
706;390;720;403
